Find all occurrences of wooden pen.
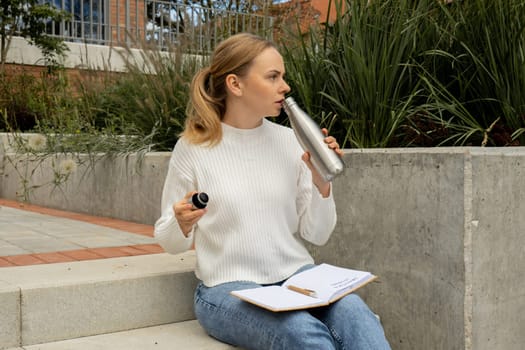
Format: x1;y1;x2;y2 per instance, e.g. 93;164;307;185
286;285;318;298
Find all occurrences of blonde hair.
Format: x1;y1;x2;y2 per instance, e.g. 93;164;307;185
182;33;277;146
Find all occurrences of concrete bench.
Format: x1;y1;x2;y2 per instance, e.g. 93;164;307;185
0;252;237;349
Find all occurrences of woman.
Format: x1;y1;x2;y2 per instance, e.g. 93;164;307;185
154;32;391;350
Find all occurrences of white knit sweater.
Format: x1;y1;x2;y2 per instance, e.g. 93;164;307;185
154;118;337;287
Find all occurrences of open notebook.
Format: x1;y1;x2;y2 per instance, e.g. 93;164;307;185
230;263;377;312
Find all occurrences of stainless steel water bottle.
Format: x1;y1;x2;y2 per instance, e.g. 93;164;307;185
283;97;344;182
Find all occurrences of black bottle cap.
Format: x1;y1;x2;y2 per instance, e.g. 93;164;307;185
192;192;208;209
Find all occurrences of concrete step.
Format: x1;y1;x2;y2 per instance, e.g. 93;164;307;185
0;251;223;349
6;320;235;350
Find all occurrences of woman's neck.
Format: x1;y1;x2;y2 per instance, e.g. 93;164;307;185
222;101;264;129
222;118;263;130
222;113;263;130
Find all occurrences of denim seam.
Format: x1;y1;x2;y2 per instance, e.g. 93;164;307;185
328;324;346;350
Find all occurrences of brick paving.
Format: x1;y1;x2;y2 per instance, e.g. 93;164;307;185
0;198;164;267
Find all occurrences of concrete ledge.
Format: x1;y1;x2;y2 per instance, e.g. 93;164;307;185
0;282;20;349
5;36;204;75
0;147;169;225
309;148;525;350
22;321;236;350
0;252;198;346
5;36;172;73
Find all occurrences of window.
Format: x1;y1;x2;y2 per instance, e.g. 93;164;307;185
44;0;106;43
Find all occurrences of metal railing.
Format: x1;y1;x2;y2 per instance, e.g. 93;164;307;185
43;0;274;53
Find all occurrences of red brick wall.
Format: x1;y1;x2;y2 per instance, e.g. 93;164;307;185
269;0;321;41
109;0;146;45
3;63;121;97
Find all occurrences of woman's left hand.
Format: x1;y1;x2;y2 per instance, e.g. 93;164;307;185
301;128;343;197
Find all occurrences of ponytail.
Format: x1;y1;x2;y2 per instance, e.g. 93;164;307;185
182;67;223;146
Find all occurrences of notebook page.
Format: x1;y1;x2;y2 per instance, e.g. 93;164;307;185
282;264;373;301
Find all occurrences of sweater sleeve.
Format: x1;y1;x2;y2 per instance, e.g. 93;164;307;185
296;161;337;246
154;142;195;255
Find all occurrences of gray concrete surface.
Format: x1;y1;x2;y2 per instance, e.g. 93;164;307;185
469;150;524;350
0;206;155;255
7;321;236;350
309;148;525;350
311;149;468;349
0;252;198;347
2;142;525;349
0;281;20;349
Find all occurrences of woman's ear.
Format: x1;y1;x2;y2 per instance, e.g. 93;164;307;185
225;73;243;97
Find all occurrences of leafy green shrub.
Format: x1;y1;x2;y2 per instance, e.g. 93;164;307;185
419;0;525;146
0;68;71;131
279;0;525;147
75;43;201;151
279;0;438;148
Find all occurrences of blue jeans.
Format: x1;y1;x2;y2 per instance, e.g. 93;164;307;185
194;266;391;350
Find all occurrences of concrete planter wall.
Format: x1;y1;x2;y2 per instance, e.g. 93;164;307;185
0;151;169;226
311;148;525;350
1;142;524;350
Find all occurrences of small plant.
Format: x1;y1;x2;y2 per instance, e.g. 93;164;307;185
1;132;77;202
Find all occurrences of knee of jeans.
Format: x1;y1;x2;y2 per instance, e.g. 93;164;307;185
340;294;373;313
278;312;336;349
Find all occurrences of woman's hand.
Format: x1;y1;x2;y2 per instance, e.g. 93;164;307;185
173;191;207;237
302;128;343;197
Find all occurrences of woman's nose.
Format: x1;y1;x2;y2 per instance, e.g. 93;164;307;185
282;80;291;93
